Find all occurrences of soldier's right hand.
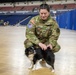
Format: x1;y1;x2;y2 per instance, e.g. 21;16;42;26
38;43;47;50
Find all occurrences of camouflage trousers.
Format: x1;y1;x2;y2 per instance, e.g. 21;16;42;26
24;39;61;53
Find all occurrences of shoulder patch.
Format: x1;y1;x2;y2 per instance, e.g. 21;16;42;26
27;23;33;28
30;19;35;25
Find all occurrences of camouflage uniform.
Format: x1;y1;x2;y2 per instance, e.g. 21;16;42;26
24;15;61;53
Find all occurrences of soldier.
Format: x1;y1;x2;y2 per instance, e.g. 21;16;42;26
24;3;61;71
24;3;61;53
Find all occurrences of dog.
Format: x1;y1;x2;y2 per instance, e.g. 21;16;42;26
25;46;43;70
25;46;55;72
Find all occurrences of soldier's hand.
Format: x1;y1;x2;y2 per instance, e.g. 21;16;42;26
47;44;52;49
38;43;47;50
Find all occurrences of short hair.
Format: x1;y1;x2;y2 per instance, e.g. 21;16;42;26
39;4;50;12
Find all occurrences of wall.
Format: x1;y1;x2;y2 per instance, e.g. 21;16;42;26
56;9;76;30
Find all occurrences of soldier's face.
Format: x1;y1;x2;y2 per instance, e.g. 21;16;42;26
39;9;50;20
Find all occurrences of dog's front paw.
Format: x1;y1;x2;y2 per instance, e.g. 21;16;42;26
28;63;33;70
28;67;33;70
28;66;32;69
32;65;36;70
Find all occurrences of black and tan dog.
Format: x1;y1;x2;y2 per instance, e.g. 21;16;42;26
25;46;55;72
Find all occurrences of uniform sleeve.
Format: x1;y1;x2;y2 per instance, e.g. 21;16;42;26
26;18;40;45
49;20;60;47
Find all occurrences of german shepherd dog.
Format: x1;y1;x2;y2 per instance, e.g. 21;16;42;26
25;46;55;72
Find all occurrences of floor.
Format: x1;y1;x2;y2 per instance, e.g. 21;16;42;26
0;26;76;75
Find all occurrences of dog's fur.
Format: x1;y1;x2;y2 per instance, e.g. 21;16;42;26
25;46;55;71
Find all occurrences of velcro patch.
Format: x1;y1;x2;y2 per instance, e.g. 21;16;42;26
27;23;33;28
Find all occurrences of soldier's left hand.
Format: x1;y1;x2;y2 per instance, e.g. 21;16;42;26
47;44;52;49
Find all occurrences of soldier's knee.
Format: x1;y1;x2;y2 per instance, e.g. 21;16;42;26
24;39;33;48
52;44;61;53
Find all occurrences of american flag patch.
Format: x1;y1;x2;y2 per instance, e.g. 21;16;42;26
27;23;33;28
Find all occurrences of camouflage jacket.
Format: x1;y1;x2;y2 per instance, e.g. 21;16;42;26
25;15;60;47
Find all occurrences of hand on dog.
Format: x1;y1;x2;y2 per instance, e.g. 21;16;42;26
39;43;52;50
38;43;47;50
47;44;52;49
